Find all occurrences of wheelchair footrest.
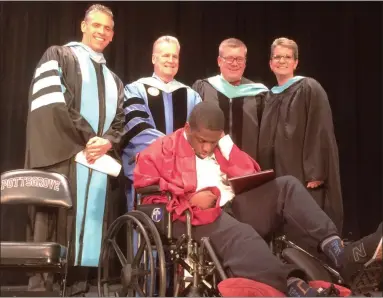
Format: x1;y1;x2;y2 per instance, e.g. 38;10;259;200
281;247;332;282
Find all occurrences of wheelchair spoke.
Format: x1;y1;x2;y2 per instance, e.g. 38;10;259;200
127;288;135;297
115;285;129;297
181;282;192;297
136;269;151;277
133;283;148;297
141;246;155;297
126;221;134;264
132;241;146;267
99;276;121;285
109;238;128;266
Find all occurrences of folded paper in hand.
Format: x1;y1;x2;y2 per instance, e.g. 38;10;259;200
75;151;122;177
228;169;275;195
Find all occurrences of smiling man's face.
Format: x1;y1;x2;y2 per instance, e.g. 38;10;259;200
81;11;114;53
152;41;180;83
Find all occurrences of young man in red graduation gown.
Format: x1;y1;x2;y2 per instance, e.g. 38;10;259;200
134;101;382;297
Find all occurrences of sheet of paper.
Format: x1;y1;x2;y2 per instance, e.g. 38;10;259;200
75;151;122;177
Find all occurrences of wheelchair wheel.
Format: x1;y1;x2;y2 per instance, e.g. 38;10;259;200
97;210;166;297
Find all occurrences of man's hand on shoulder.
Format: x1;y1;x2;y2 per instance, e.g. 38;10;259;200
85;136;112;164
189;190;218;210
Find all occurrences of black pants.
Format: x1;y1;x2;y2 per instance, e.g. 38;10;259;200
173;175;339;294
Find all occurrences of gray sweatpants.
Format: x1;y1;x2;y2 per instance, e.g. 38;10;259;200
173;175;339;293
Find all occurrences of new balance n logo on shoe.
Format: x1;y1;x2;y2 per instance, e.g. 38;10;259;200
352;243;367;261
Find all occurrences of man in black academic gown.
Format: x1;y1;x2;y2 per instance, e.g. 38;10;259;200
24;4;125;292
192;38;268;161
257;37;343;234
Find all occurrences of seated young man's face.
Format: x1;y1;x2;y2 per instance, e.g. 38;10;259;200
186;126;222;159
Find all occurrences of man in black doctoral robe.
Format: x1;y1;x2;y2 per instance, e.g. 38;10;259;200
192;38;268;161
24;4;125;291
258;37;343;234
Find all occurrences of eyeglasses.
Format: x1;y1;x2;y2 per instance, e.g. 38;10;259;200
271;55;294;62
220;56;246;65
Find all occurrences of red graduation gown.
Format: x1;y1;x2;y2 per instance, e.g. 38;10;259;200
133;128;261;226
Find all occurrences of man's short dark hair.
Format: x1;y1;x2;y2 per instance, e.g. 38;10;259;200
188;102;225;131
85;4;113;21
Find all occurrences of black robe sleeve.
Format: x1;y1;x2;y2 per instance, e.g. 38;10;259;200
303;78;343;231
192;79;206;100
25;46;90;169
302;78;336;182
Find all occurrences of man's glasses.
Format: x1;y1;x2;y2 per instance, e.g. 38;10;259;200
271;55;294;62
220;56;246;65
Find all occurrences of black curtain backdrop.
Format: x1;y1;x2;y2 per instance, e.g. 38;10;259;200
0;1;382;244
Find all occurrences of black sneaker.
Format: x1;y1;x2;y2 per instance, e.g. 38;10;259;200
341;222;382;294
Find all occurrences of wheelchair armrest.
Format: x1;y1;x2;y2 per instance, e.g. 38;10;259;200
136;185;161;195
135;185;172;201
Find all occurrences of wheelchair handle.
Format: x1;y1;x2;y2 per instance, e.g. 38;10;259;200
136;185;161;195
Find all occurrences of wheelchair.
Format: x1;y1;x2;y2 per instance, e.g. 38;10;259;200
97;184;374;297
97;185;227;297
0;169;73;297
